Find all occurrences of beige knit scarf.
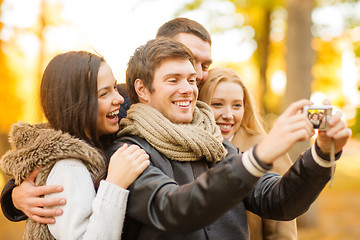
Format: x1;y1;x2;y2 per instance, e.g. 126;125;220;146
118;101;227;162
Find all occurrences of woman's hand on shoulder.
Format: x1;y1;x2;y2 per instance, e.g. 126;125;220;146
106;143;150;189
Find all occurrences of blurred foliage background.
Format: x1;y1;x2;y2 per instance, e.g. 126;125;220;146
0;0;359;239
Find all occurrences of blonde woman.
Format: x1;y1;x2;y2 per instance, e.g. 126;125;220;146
199;67;297;240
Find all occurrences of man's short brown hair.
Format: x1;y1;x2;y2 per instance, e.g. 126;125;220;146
156;18;212;45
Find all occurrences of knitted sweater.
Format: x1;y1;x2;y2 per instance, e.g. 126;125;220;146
0;122;128;239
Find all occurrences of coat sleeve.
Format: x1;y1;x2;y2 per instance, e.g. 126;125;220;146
46;159;128;240
124;143;335;234
244;145;335;221
0;178;27;221
232;128;297;239
124;152;260;233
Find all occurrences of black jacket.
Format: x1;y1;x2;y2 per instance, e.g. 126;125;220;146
117;83;131;119
0;179;26;221
106;135;334;240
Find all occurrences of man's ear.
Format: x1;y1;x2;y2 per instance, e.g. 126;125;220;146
134;79;150;103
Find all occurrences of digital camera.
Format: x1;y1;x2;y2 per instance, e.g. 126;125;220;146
303;105;332;130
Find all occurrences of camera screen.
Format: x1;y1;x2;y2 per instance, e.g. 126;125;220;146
307;109;327;129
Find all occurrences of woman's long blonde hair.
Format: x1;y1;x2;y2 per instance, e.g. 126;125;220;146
198;67;266;135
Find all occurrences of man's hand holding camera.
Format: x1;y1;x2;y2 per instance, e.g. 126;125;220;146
256;99;315;165
305;100;352;155
316;109;352;155
256;99;351;166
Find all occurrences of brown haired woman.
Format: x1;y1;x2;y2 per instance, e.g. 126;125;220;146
0;51;150;239
199;67;297;240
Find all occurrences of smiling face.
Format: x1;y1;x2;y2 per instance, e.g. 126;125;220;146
138;58;198;124
96;62;124;136
210;81;245;139
312;113;319;120
173;33;212;89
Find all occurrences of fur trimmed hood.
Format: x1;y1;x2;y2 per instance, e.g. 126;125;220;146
0;121;105;185
1;121;106;240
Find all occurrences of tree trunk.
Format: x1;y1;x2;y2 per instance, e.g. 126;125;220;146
285;0;316;228
285;0;314;162
285;0;313;107
258;9;271;114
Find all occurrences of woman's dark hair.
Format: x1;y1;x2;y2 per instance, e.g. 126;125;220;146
40;51;106;149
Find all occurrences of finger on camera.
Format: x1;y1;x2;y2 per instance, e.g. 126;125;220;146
328;111;342;126
287;116;314;132
322;99;331;105
283;99;313;117
332;127;352;140
326;120;347;137
276;114;309;131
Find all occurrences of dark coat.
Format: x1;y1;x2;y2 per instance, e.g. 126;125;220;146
117;83;131;120
231;129;297;240
106;135;333;240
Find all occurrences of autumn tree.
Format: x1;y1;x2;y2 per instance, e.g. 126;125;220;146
0;0;23;154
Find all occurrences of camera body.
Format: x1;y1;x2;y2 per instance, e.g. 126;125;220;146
303;105;332;130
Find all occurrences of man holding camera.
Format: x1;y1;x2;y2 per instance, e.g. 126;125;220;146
106;37;351;239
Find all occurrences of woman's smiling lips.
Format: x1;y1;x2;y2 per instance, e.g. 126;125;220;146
217;123;234;132
106;109;119;122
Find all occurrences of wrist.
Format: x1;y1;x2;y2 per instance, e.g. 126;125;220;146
241;145;272;178
105;176;129;189
253;145;273;170
255;142;273;165
315;140;342;161
11;186;21;211
2;182;26;221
